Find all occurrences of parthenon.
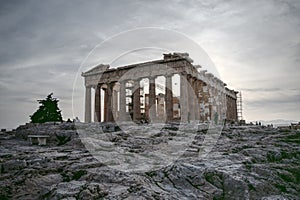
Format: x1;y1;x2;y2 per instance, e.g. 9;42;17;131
82;53;238;124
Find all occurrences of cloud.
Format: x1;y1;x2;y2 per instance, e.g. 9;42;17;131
0;0;300;129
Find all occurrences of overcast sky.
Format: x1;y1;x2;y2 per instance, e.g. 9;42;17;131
0;0;299;129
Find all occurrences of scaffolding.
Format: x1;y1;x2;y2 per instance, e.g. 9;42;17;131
237;91;243;121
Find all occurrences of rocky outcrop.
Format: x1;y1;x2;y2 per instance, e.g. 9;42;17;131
0;124;299;199
15;122;83;147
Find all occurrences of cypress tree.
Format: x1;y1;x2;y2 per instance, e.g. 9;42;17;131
30;93;63;123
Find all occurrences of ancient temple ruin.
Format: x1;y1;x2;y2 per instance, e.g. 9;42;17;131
82;53;238;124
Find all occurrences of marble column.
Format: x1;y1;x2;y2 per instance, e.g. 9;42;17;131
203;83;210;121
226;95;229;121
112;89;118;120
214;87;219;124
104;82;114;122
94;85;101;122
133;79;141;121
231;97;234;121
119;80;127;121
222;92;226;121
199;81;206;122
85;86;92;123
103;87;107;122
148;76;156;122
180;73;189;122
165;75;173;122
234;98;238;121
208;86;214;122
188;76;195;121
194;79;200;121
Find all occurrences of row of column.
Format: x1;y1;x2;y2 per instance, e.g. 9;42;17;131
128;76;174;122
85;83;115;123
84;75;174;123
180;74;213;122
84;74;232;123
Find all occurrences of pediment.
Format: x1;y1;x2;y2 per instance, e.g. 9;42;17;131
82;64;110;76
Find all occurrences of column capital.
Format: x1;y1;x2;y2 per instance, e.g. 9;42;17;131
118;78;130;84
91;84;99;89
148;75;157;80
132;79;141;91
119;79;128;84
164;73;174;78
180;71;188;76
107;81;116;88
187;74;196;80
132;78;142;82
148;76;156;84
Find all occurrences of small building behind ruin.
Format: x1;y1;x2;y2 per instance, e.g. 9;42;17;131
82;53;238;124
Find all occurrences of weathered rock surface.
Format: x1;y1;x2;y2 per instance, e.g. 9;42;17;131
0;123;299;199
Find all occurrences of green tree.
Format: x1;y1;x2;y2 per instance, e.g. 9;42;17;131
30;93;63;123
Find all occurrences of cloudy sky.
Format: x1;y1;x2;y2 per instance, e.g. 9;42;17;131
0;0;299;129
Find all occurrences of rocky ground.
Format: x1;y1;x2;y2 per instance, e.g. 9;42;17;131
0;122;299;200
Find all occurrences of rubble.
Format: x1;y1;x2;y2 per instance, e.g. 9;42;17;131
0;123;299;199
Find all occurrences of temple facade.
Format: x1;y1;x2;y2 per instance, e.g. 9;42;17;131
82;53;238;124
